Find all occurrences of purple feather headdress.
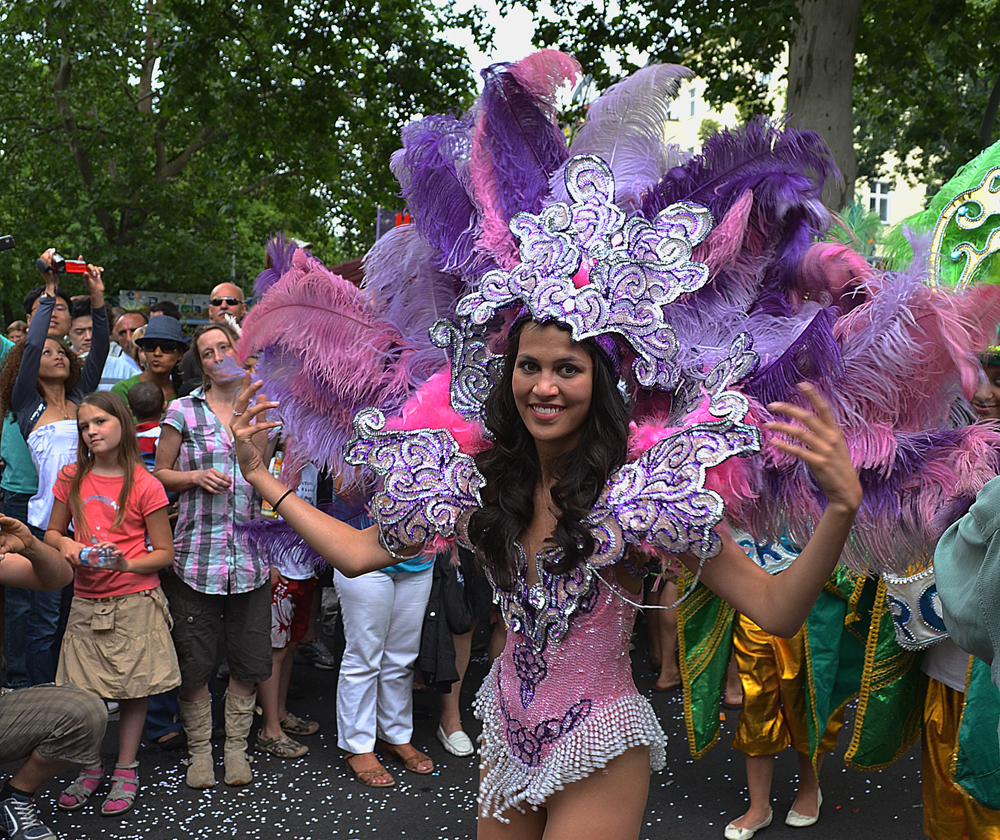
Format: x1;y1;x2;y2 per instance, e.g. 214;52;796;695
242;51;1000;577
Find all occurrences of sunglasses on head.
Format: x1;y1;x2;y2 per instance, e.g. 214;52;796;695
210;297;243;307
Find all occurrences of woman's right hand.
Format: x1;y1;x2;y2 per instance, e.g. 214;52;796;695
231;374;282;484
193;468;233;494
38;248;58;296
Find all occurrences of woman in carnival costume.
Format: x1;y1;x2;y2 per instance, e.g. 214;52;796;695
232;54;1000;838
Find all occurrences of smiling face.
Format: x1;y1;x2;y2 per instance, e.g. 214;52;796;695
38;338;71;381
973;361;1000;421
511;322;594;457
77;404;122;457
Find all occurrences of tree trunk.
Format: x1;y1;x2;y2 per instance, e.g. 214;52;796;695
785;0;863;210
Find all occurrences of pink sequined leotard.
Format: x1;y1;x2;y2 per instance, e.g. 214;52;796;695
474;546;666;819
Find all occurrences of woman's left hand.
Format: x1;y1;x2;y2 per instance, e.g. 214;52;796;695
231;373;282;483
96;541;127;572
765;382;862;516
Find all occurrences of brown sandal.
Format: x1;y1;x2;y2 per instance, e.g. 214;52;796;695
381;744;434;775
345;753;395;788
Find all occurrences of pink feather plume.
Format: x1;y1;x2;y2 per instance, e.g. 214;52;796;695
384;368;489;456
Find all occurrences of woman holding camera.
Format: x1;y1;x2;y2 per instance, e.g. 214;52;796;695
0;250;109;684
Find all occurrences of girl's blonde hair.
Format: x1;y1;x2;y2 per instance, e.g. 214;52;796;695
60;391;145;539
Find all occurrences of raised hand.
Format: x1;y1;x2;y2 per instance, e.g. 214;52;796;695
83;257;105;306
765;382;862;515
230;373;282;482
37;248;58;296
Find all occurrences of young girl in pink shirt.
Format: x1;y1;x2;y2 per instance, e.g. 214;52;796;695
44;391;179;816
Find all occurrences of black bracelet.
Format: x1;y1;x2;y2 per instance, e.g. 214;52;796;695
271;488;294;513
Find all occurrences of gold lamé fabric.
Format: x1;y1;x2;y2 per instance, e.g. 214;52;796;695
922;677;1000;840
732;613;845;757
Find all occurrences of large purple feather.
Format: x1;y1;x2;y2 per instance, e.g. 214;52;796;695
743;307;844;406
362;224;459;382
254;234;301;298
551;64;692;212
643;117;837;292
479;63;569;221
391;113;481;273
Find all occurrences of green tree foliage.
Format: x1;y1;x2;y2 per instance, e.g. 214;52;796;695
509;0;1000;203
697;117;722;144
0;0;480;309
854;0;1000;186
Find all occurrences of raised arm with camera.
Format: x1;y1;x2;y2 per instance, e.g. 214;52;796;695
9;250;109;440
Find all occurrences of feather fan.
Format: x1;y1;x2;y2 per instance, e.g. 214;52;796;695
643;117;836;292
239;265;414;486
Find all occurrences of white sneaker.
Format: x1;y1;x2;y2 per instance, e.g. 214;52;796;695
436;725;475;757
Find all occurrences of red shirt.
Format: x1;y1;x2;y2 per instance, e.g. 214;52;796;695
53;465;168;598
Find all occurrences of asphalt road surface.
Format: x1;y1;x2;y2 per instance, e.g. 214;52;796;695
5;624;925;840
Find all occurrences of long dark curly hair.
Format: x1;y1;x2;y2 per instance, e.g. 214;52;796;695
468;321;630;591
0;338;82;417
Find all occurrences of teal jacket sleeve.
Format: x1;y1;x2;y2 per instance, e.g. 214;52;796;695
934;475;1000;698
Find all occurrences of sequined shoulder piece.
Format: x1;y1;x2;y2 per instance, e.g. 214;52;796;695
344;408;485;557
588;371;761;568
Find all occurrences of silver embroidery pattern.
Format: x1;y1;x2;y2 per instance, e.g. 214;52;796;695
429;320;502;423
492;545;603;654
590;370;761;567
674;332;759;418
455;155;714;390
344;408;485;557
589;419;760;568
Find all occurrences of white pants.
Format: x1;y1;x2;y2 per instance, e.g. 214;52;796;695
334;567;433;754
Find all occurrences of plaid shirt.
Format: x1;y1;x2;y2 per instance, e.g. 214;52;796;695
162;387;266;595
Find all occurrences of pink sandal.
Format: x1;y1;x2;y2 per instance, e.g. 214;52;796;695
101;763;139;817
58;764;103;811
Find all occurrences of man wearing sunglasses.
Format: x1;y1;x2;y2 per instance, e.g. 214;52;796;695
208;283;246;326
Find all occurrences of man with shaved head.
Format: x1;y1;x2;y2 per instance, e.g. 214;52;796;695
178;282;247;396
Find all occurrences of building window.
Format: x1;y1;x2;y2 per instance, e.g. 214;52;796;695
689;86;697;118
869;181;891;223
